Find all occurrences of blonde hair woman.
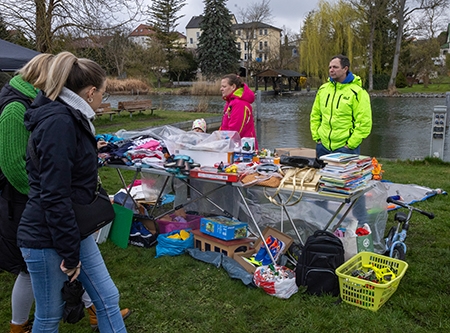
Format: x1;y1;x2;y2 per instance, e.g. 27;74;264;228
17;51;127;332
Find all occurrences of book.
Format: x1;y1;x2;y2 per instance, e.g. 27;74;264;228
319;153;359;163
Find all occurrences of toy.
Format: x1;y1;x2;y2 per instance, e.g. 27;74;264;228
371;157;384;180
164;155;200;179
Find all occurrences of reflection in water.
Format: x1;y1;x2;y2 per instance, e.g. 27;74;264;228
107;94;448;161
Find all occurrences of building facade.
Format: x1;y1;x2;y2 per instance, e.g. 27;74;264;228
185;15;281;64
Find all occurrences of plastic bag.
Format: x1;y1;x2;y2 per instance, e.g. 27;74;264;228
253;265;298;299
155;229;194;258
337;222;372;261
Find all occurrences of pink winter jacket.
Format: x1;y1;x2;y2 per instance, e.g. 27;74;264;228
220;83;258;149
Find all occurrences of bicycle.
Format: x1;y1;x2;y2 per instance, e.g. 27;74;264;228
384;197;434;260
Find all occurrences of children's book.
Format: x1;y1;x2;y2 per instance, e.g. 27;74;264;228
319;153;359;163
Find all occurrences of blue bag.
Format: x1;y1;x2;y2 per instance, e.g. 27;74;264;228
155;230;194;258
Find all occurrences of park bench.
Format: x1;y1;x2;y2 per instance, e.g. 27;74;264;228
117;99;157;118
95;103;118;121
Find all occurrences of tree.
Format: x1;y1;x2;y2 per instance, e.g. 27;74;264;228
169;50;198;83
142;40;168;88
0;0;144;53
387;0;450;93
352;0;394;91
103;30;135;77
0;14;10;41
235;0;274;76
146;0;187;53
299;0;366;82
197;0;240;79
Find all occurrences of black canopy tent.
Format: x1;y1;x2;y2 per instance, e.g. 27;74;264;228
253;69;305;93
0;38;40;72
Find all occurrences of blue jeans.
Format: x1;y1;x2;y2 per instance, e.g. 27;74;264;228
21;236;126;333
316;142;360;158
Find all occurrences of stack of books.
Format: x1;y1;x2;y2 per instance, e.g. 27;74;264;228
317;153;373;198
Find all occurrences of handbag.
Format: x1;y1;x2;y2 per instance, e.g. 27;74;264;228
264;166;321;206
28;139;115;239
72;185;115;239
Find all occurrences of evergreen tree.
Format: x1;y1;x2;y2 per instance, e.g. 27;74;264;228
197;0;240;79
147;0;186;53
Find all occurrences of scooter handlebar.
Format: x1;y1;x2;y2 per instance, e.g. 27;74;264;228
386;197;435;219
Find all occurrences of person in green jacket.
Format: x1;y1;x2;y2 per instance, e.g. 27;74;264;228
310;54;372;158
0;54;130;332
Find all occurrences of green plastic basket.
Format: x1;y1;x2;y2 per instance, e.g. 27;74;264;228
336;252;408;311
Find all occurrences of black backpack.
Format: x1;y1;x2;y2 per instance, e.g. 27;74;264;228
0;83;33;190
295;230;345;296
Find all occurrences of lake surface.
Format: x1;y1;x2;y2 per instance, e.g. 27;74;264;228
107;93;449;161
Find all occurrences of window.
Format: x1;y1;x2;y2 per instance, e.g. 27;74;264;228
264;54;268;61
259;29;263;35
244;42;248;51
244;54;248;61
237;42;241;50
264;41;268;48
259;41;263;50
190;38;193;44
264;29;268;35
237;30;241;36
196;32;200;38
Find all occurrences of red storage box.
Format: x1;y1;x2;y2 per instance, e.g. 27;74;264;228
156;214;202;234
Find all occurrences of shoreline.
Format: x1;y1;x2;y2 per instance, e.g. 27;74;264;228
110;90;448;98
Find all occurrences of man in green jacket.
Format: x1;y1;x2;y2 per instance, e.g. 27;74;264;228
310;54;372;158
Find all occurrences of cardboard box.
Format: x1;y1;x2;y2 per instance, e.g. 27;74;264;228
232;152;254;163
156;213;202;234
275;147;316;158
200;216;248;241
191;229;253;257
233;226;294;274
177;149;233;167
190;167;239;182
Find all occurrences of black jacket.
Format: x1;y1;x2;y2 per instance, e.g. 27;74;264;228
17;92;98;269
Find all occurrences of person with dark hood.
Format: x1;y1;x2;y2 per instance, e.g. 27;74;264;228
219;74;258;150
17;51;127;332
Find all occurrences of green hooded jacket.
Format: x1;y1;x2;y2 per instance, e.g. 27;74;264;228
0;75;38;194
310;74;372;151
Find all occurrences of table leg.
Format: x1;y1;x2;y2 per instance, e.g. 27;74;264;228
236;187;276;265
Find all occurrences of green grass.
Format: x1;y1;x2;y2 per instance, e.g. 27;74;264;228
397;75;450;93
93;109;219;134
2;158;449;332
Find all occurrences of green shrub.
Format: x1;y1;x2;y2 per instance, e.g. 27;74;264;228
372;74;390;90
396;72;408;88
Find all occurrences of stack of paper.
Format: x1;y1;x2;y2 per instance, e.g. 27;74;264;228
317;153;373;197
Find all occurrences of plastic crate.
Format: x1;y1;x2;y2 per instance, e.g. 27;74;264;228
156;214;202;234
336;252;408;311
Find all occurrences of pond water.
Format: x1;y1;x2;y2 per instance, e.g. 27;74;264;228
107;93;449;161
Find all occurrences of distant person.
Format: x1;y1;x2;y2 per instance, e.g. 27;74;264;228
310;54;372;158
17;51;127;332
219;74;258;149
192;118;207;133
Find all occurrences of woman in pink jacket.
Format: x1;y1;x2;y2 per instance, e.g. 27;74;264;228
220;74;258;149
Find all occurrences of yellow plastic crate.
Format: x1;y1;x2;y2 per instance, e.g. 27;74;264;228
336;252;408;311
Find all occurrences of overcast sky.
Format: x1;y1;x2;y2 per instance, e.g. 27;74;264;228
143;0;324;34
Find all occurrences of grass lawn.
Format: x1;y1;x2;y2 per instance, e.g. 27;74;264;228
1;158;449;332
1;95;450;332
396;75;450;93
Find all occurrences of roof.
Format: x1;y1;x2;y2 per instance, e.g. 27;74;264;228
186;16;204;29
129;24;156;37
233;22;282;32
254;69;305;78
